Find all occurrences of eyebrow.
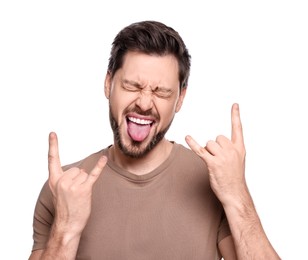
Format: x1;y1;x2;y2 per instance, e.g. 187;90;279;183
122;79;142;88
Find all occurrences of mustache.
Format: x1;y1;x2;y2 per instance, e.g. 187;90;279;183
124;107;160;120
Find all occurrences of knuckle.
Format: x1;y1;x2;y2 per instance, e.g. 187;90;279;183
206;140;214;146
69;184;82;193
195;146;206;157
58;179;68;190
215;135;224;142
48;154;54;164
70;166;80;172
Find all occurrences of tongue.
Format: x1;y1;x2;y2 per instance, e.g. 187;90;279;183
127;121;151;142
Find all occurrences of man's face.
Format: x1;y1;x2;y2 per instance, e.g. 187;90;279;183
105;51;186;158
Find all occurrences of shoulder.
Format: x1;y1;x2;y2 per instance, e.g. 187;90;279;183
62;147;109;172
174;143;205;163
172;142;208;172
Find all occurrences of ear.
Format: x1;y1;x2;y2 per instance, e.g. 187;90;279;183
175;87;187;113
104;72;111;99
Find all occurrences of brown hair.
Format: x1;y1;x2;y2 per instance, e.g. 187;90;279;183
107;20;191;91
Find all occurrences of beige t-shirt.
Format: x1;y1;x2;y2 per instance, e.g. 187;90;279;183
32;142;231;259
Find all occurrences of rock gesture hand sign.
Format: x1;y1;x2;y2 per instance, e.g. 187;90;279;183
48;132;107;236
185;103;247;206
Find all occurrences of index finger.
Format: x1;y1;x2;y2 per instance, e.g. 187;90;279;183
231;103;244;145
48;132;62;181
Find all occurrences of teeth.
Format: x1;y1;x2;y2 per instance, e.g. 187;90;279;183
128;117;152;125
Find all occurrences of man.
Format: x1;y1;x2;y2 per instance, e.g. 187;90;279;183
29;20;280;259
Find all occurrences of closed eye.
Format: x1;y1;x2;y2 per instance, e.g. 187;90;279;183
154;87;173;99
122;81;141;92
122;79;173;99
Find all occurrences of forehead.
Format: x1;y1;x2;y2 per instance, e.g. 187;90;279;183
118;51;179;87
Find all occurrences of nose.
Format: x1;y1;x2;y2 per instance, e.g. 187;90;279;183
135;89;154;112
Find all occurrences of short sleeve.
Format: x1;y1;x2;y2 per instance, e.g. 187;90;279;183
217;211;232;243
31;181;55;251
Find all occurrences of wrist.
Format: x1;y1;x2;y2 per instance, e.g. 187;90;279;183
50;220;82;247
219;182;253;209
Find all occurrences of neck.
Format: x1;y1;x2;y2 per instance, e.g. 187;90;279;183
108;138;173;175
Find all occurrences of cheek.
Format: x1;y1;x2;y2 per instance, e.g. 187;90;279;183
109;93;135;122
109;96;123;120
158;101;178;122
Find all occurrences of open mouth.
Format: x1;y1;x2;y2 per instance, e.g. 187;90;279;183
126;116;155;142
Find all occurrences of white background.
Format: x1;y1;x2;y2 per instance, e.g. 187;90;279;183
1;1;307;259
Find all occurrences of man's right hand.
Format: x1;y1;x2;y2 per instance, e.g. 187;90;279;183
48;132;107;236
28;133;107;260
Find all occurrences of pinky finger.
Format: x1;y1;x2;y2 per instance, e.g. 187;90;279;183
86;156;107;185
185;135;211;160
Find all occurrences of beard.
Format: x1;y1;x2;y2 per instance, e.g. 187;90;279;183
109;104;173;158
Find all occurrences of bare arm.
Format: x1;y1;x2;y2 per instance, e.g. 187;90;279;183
28;250;43;260
218;190;279;259
186;103;280;260
29;132;107;260
33;223;82;260
223;182;279;259
28;226;80;260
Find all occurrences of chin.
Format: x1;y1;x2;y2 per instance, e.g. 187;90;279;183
119;130;166;158
118;136;155;158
